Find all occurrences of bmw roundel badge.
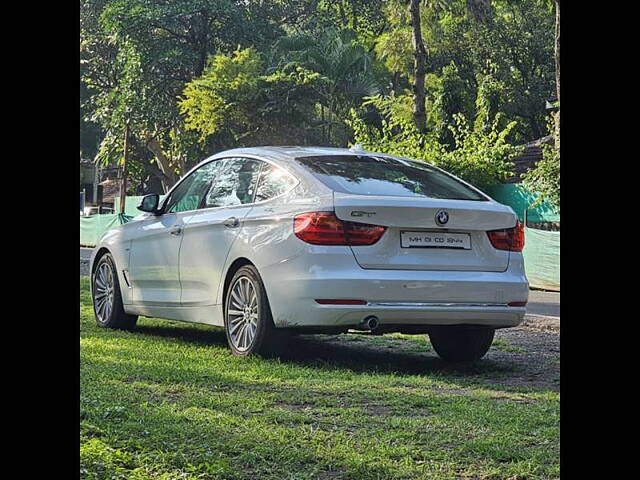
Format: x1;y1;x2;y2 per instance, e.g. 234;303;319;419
435;210;449;226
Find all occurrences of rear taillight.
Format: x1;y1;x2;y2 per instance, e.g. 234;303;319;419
294;211;386;246
486;221;525;252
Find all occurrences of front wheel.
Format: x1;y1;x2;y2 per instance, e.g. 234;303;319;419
224;265;287;357
92;253;137;330
428;326;495;362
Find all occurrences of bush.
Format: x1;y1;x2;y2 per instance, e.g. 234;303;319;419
349;109;520;192
522;137;560;210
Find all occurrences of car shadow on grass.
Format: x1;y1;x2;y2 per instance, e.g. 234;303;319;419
134;322;228;347
133;321;517;382
280;334;516;378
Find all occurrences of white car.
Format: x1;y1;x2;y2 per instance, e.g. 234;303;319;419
90;146;528;362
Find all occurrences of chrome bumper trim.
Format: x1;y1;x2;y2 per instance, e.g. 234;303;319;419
366;302;511;308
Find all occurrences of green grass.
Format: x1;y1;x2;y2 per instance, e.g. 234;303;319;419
80;277;559;479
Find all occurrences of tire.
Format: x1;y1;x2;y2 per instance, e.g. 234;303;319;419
224;265;287;357
428;326;495;362
92;253;138;330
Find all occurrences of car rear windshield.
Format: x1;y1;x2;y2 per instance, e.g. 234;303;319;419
295;155;488;201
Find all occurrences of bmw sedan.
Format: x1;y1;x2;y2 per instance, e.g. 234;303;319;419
90;146;528;362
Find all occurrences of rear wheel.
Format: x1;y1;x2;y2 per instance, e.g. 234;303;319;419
428;326;495;362
92;253;137;330
224;265;287;357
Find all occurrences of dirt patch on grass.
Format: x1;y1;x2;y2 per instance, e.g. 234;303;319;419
275;398;394;417
134;384;185;404
430;386;475;396
315;469;346;480
522;315;560;334
274;400;316;412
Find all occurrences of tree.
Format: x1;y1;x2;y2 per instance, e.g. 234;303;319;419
408;0;428;133
374;0;554;144
274;28;380;144
82;0;299;191
81;0;558;200
179;48;323;147
554;0;560;105
554;0;560;146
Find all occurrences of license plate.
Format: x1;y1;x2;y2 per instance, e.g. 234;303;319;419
400;231;471;249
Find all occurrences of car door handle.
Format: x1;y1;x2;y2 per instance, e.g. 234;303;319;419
223;217;240;228
169;225;183;236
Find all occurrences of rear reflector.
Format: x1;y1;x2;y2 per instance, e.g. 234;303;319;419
315;299;367;305
487;221;525;252
508;301;527;307
294;211;386;246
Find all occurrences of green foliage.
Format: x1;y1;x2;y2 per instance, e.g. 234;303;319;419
349;109;520;191
474;70;508;133
522;118;560;210
81;0;557;198
274;27;381;144
179;48;262;141
179;48;323;146
375;27;413;76
438;113;521;189
428;62;475;147
375;0;554;143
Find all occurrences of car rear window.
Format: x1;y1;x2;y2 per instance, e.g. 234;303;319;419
295;155;488;201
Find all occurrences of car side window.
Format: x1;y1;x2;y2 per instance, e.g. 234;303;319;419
165;161;221;214
204;158;263;208
254;162;297;202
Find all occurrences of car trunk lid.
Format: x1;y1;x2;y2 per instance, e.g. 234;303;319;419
333;193;516;272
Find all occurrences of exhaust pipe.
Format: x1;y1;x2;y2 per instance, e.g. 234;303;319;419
362;315;379;331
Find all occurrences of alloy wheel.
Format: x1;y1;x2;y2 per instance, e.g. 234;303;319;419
93;261;115;323
227;276;259;352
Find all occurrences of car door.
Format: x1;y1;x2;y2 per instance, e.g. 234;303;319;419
179;157;263;306
128;162;218;305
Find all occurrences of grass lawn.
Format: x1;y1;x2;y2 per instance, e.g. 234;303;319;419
80;277;559;479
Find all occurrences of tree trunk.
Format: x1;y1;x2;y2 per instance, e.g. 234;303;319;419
555;0;560;105
119;124;129;214
554;0;560;147
145;136;177;192
321;105;326;144
409;0;427;134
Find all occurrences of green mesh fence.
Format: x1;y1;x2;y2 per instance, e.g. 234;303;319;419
81;195;165;247
487;184;560;291
80;213;132;247
487;184;559;223
522;226;560;291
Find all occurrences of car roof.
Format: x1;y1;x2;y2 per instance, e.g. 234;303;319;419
209;146;387;165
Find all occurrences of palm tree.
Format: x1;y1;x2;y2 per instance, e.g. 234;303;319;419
274;28;380;144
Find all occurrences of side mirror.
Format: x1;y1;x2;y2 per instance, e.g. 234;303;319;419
137;193;161;214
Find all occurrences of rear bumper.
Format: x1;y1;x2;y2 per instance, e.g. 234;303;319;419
310;303;525;328
260;248;529;329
